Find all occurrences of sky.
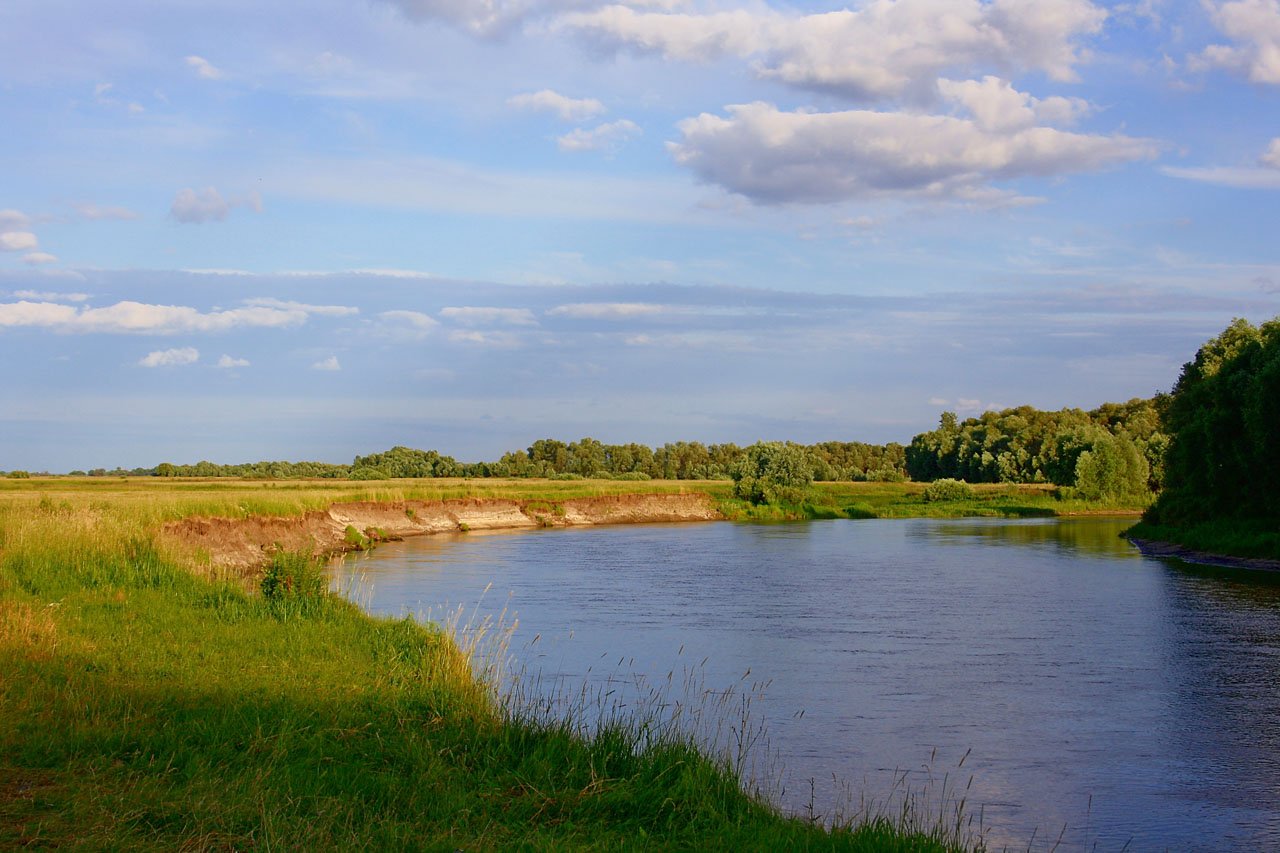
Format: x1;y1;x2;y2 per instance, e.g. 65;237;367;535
1;0;1278;471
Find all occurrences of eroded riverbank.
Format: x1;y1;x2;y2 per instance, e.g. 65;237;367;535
163;492;723;572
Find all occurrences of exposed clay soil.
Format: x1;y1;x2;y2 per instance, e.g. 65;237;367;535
163;493;723;575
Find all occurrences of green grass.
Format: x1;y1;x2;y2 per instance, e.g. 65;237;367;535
711;481;1147;523
0;482;977;850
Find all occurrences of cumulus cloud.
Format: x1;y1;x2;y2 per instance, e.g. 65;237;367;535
312;355;341;370
0;210;31;231
547;302;670;318
185;55;225;80
1194;0;1280;83
216;354;250;368
243;297;359;316
560;0;1108;101
0;300;309;334
508;88;607;120
557;119;641;152
669;102;1157;204
139;347;199;368
381;309;440;329
170;187;263;224
440;306;537;325
0;232;39;252
22;252;58;265
937;76;1090;131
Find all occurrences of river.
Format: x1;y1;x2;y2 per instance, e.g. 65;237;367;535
335;516;1280;851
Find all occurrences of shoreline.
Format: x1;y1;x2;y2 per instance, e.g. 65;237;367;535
1126;536;1280;573
163;492;724;573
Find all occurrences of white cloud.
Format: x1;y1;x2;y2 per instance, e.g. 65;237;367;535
0;210;31;232
937;76;1090;131
376;0;526;35
170;187;263;224
1194;0;1280;83
74;202;141;221
508;89;607;121
1161;165;1280;189
447;329;524;347
560;0;1108;101
1262;138;1280;168
13;291;89;303
669;101;1157;204
557;119;641;152
440;306;537;325
22;252;58;266
547;302;670;318
139;347;199;368
312;355;341;371
185;55;224;80
216;354;251;368
0;300;309;334
381;309;440;329
243;297;359;316
0;232;39;252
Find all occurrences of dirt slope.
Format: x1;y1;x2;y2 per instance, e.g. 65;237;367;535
164;493;722;574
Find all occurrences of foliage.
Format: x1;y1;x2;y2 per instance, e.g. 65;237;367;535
922;478;974;502
1072;433;1150;501
906;400;1166;493
6;470;30;479
259;550;328;600
1145;316;1280;529
730;442;815;505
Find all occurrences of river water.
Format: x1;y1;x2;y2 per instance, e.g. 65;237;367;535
335;517;1280;851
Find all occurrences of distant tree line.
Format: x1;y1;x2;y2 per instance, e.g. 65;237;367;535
59;397;1181;502
135;439;909;483
1144;317;1280;528
905;399;1166;500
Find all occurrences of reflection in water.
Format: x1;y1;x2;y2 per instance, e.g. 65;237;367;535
338;518;1280;851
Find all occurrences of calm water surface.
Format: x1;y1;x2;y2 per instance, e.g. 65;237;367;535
337;517;1280;851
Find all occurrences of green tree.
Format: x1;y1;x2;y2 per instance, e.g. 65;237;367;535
730;442;814;505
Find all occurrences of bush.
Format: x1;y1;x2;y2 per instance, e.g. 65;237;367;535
922;478;974;502
260;551;327;600
613;471;652;481
6;470;31;479
730;442;814;505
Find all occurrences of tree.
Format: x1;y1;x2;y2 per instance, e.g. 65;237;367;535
730;442;814;505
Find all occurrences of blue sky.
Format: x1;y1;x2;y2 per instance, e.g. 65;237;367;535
1;0;1278;471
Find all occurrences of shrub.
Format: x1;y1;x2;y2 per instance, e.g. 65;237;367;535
730;442;814;505
260;551;327;600
6;471;31;479
614;471;652;481
922;478;974;502
344;525;370;550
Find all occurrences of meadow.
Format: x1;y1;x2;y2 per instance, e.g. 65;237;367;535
0;476;1141;849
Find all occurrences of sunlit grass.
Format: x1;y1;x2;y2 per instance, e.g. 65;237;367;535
0;479;981;850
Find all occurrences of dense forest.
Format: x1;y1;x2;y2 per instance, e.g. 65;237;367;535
905;398;1165;499
1141;317;1280;534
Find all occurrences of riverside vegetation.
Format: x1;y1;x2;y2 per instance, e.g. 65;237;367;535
0;480;992;850
1128;316;1280;561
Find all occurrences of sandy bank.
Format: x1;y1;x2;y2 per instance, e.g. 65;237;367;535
164;493;723;573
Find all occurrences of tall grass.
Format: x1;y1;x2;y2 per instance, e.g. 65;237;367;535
0;481;978;850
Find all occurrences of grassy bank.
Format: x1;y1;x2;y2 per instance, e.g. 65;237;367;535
1;482;974;850
1124;519;1280;563
713;481;1147;523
